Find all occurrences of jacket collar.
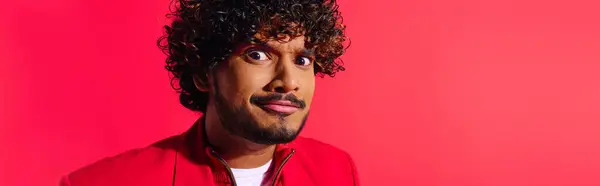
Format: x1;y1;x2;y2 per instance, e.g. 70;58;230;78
176;116;296;184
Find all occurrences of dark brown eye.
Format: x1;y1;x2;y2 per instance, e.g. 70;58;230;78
295;57;311;66
246;50;269;61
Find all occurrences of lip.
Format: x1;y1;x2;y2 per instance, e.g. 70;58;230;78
255;100;301;115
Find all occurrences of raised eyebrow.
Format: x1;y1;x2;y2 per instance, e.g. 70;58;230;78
253;43;279;56
248;40;314;57
257;44;315;58
300;48;315;57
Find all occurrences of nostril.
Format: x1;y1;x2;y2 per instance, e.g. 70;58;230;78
274;87;286;93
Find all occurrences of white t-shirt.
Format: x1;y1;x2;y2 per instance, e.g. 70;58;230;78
230;160;272;186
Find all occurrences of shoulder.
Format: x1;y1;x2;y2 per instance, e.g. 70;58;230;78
290;137;356;170
288;137;360;185
61;135;182;186
292;137;352;158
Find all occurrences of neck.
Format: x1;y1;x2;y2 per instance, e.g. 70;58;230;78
203;110;276;169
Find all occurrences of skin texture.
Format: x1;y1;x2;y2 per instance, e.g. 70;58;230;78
159;0;348;169
159;0;347;114
197;34;315;168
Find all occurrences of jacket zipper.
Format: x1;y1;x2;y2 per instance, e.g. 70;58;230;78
271;149;295;186
211;150;237;186
211;149;295;186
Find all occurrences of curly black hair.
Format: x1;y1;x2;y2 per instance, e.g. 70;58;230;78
158;0;349;112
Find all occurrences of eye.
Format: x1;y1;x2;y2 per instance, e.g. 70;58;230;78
296;56;312;66
245;49;270;61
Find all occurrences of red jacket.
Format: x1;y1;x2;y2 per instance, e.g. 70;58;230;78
60;121;360;186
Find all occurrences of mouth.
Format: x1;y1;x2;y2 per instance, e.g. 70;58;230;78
254;100;301;116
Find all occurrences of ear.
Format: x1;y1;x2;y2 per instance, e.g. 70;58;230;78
193;73;210;92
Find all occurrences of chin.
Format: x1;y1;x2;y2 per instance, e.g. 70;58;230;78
239;107;309;144
255;110;304;127
251;125;302;145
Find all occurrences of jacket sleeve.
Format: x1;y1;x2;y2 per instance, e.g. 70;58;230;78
59;175;72;186
347;153;360;186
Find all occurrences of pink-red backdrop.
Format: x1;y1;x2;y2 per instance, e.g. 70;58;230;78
2;0;600;185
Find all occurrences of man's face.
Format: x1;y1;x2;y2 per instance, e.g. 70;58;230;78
209;34;315;145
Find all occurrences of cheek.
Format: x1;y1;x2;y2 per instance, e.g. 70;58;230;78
300;74;316;107
214;69;244;107
221;62;272;104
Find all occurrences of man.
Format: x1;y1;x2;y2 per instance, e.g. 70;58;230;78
61;0;358;185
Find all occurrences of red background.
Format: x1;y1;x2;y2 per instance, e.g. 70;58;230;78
2;0;600;185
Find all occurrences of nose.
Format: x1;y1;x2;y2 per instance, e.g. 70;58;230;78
266;57;300;93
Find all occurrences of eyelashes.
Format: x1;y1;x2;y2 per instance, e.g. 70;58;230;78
244;48;313;66
295;56;311;66
245;49;270;61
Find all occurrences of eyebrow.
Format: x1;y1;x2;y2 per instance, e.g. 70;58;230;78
301;48;315;57
254;42;315;57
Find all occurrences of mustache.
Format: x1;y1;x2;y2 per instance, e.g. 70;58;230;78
250;93;307;109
